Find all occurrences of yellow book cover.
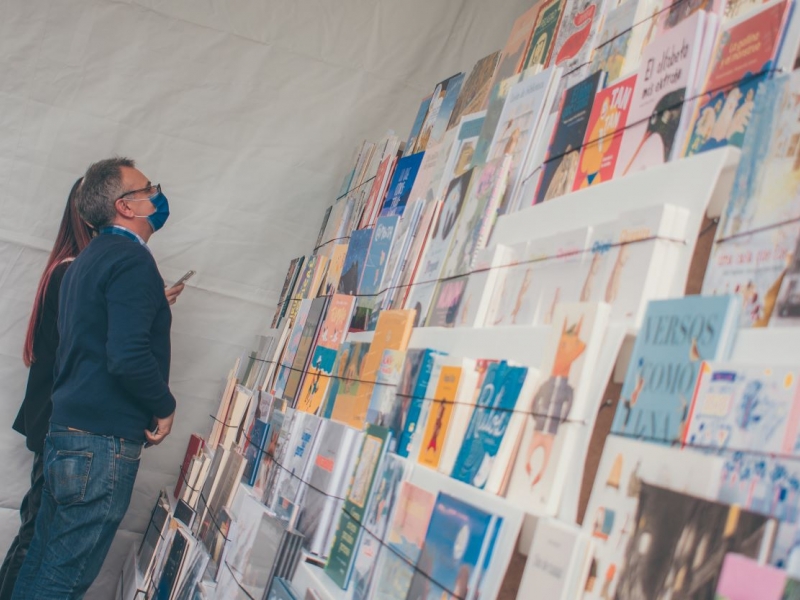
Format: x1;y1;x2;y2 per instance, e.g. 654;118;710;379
417;365;462;469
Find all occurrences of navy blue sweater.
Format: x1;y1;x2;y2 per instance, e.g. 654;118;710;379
51;233;176;442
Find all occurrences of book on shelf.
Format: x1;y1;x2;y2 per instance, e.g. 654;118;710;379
325;424;392;589
589;0;659;84
272;256;305;328
524;0;565;70
548;0;609;92
579;434;725;600
336;228;372;296
266;577;300;600
138;490;172;587
175;434;205;500
283;296;329;403
610;295;741;444
438;112;486;196
448;51;501;128
272;300;313;400
454;244;515;328
506;302;611;515
380;152;425;219
397;348;447;458
423;72;466;152
405;95;433;156
365;349;406;427
324;341;370;423
153;520;194;600
493;1;542;89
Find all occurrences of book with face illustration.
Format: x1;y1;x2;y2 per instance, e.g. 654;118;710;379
610;296;741;445
579;435;724;600
506;302;610;514
535;71;604;204
616;483;773;600
614;10;710;178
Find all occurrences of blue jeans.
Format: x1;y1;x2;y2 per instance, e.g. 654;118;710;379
12;424;142;600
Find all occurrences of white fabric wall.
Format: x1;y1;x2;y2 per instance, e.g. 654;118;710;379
0;0;533;596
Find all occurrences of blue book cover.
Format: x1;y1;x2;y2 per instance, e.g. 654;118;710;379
380;152;425;218
337;228;373;296
243;419;270;486
360;215;399;296
611;295;741;444
406;493;496;600
397;349;447;458
405;96;433;154
451;361;529;489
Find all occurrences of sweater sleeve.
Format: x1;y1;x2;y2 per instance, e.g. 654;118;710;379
105;253;176;419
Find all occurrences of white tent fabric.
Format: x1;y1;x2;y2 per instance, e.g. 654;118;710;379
0;0;533;596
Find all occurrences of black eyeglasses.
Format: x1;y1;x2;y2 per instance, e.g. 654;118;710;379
118;183;161;200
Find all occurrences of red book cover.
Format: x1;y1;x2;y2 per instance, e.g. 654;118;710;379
573;74;636;191
173;433;205;499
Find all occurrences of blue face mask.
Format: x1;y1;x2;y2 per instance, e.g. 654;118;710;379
132;191;170;232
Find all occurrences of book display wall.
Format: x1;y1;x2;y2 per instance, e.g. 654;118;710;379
124;0;800;598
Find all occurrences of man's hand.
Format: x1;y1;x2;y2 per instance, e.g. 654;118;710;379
165;283;185;306
145;411;175;446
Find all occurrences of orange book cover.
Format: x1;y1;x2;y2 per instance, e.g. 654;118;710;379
417;365;462;469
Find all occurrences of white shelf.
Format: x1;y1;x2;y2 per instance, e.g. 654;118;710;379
293;559;346;600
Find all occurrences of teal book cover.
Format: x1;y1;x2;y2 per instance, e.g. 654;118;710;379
406;493;497;600
451;361;529;489
360;215;399;296
397;349;446;458
611;295;741;444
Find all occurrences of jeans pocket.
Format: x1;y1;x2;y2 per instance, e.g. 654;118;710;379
48;450;92;506
117;439;142;463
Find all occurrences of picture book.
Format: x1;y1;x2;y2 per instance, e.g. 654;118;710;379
580;435;725;600
350;454;410;600
715;72;800;240
506;303;611;514
283;296;328;402
380;152;425;218
548;0;608;83
451;361;531;491
325;424;391;589
272;256;304;327
440;155;513;281
406;95;433;154
267;413;321;521
590;0;660;84
321;243;348;295
272;299;312;400
535;71;604;204
775;231;800;327
286;257;316;322
573;74;636;190
615;483;772;600
610;295;741;444
439;112;486;192
407;492;499;600
380;199;423;310
359;215;398;296
455;244;515;327
520;519;592;600
715;553;788;600
397;348;447;458
337;228;373;296
492;2;543;94
426;278;470;328
614;11;708;177
328;341;371;427
242;419;270;487
684;0;790;157
412;73;464;154
487;67;561;213
703;221;800;327
428;72;465;147
524;0;565;69
447;51;501;128
684;362;800;454
416;361;464;469
369;482;436;600
365;349;406;427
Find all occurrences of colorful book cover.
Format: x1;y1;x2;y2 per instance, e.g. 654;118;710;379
272;299;312;399
242;419;270;487
615;483;772;600
611;295;741;444
287;256;317;322
535;71;603;204
416;363;463;469
406;493;499;600
448;51;501;128
440;112;486;192
283;296;328;403
775;232;800;326
398;349;447;458
321;243;349;295
360;215;399;296
428;72;466;148
296;295;355;415
412;73;464;154
506;303;611;513
380;152;425;218
406;95;433;154
686;0;788;158
714;71;800;235
268;413;322;521
590;0;640;83
366;349;407;427
451;361;529;490
573;74;636;190
361;156;394;229
548;0;607;77
337;227;373;296
328;341;371;426
426;278;470;328
271;256;304;328
493;2;542;88
525;0;565;69
350;454;410;600
369;482;437;600
580;435;725;600
685;362;800;454
614;11;707;177
325;424;391;589
715;553;788;600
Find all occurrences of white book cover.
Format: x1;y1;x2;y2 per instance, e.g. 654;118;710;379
484;241;529;327
578;435;725;600
455;244;515;327
506;302;611;514
518;518;593;600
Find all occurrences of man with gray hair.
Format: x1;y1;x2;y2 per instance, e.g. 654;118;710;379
13;158;178;599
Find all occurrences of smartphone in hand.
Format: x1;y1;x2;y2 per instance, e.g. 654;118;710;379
169;270;196;289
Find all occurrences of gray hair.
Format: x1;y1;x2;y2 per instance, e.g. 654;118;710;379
77;157;136;229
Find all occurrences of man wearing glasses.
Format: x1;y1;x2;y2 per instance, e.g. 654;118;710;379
14;158;179;599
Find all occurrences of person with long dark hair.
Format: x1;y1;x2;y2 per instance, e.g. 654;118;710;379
0;178;92;599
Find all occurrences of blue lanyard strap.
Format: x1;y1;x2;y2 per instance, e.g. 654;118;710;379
99;226;145;246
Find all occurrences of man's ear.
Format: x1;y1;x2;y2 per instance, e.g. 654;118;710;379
114;197;134;219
